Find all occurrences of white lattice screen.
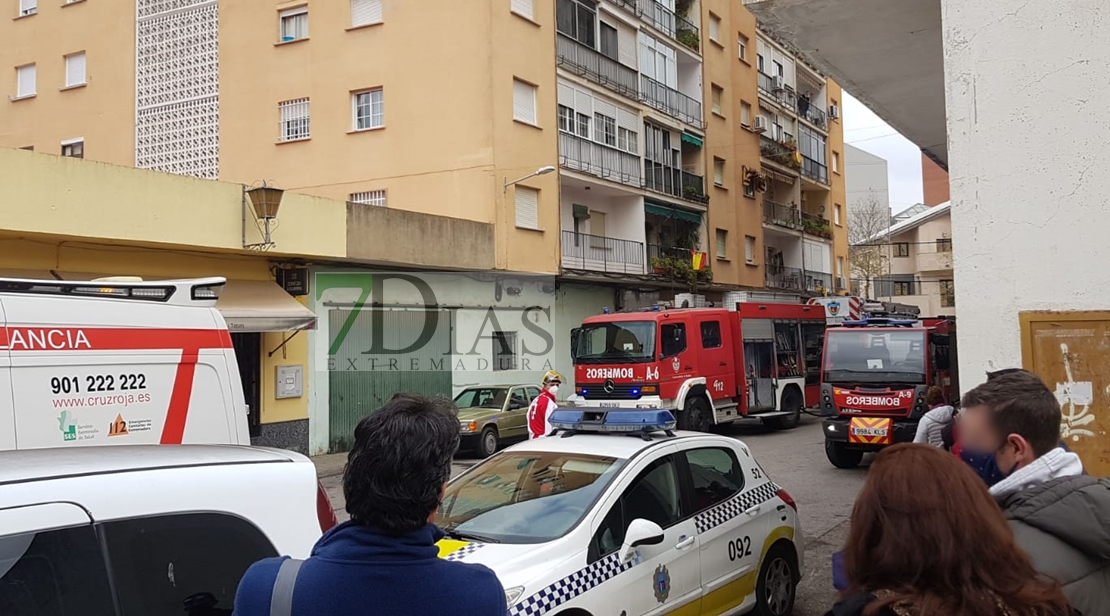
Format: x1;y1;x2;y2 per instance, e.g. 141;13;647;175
135;0;220;179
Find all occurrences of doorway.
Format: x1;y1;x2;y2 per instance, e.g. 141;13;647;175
231;333;262;438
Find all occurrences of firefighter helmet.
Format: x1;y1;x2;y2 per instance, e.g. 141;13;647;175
542;370;563;385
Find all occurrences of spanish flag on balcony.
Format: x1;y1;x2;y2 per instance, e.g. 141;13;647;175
691;250;708;271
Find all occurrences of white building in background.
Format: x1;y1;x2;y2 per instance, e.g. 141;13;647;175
844;144;890;217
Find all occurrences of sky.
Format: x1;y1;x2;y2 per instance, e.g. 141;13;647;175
841;92;924;214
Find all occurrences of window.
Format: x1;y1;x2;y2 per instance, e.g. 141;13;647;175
832;150;840;173
893;242;910;258
738;34;749;61
350;189;387;206
511;0;534;20
493;331;517;371
660;322;686;358
279;98;310;141
0;525;116;616
64;51;86;87
715;229;727;260
834;203;843;226
103;513;278;616
708;13;721;43
352;88;384;130
526;386;541;400
15;63;35;98
743;182;755;199
558;105;574;132
940;279;955;307
555;0;596;47
685;448;744;511
591;455;683;560
512;78;537;125
757;53;764;72
936;238;952;252
711;84;723;115
740;101;751;127
351;0;383;27
61;139;83;158
714;158;725;187
701;321;722;349
772;60;783;77
18;0;35;16
893;281;913;296
576;112;590;137
745;235;756;264
837;256;845;278
595;112;616;146
279;7;308;42
599;22;618;60
618;127;637;153
515;186;539;229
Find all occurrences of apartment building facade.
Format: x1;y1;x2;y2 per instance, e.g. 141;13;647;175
872;201;954;317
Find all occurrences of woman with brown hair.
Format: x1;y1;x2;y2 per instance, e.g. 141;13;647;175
826;443;1075;616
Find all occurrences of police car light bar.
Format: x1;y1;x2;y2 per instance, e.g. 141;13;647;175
548;408;677;440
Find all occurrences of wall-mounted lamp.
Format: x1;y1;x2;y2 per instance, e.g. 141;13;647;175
243;181;285;250
503;165;555;193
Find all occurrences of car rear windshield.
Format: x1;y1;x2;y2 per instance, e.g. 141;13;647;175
437;451;625;544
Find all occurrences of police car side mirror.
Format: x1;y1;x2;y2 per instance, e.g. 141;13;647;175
619;519;665;563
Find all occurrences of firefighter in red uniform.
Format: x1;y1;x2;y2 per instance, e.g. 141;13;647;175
527;370;562;439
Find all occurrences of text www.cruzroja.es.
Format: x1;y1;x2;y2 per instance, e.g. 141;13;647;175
52;393;153;409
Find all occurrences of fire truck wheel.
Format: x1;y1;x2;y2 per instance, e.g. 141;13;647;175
682;396;713;433
765;388;802;430
825;440;864;469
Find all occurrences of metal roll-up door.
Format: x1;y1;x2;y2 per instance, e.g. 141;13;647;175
741;318;774;341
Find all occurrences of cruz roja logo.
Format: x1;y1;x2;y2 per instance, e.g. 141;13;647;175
653;565;671;603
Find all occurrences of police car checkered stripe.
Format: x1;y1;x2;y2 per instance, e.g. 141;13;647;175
507;481;781;615
694;481;780;534
509;552;633;616
444;542;486;561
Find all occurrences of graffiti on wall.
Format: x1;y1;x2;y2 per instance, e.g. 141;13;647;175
1054;342;1101;441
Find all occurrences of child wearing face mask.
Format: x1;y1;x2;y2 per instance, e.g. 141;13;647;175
527;370;562;439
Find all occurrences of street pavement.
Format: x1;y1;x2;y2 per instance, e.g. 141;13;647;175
313;415;867;615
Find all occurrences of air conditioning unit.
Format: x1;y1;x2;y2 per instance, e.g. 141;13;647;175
828;103;840;119
772;76;785;91
753;116;768;133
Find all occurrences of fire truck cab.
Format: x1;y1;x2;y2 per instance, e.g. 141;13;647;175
570;302;827;432
818;309;958;468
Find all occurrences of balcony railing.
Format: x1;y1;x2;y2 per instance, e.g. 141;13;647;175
766;265;804;291
760;135;801;170
561;230;646;275
641;0;700;52
559;132;642;187
644;162;708;204
801;155;828;184
641;75;704;129
801;211;833;239
806;271;833;293
797;98;827;129
648;244;693;262
757;72;795;107
762;199;802;230
557;33;639;100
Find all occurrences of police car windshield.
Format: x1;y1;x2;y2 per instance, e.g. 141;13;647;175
454;388;510;409
823;330;927;384
574;321;655;364
438;452;625;544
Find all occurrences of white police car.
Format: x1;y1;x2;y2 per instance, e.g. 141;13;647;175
436;408;802;616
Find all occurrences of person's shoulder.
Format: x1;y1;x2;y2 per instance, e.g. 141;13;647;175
433;560;506;613
232;556;288;616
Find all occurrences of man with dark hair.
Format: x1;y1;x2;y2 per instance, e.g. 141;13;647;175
957;370;1110;614
233;394;506;616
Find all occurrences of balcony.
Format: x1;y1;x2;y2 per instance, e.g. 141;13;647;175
797;97;827;129
557;33;639;101
801;211;833;239
757;72;796;108
760;135;801;171
805;271;833;293
561;230;646;275
642;0;701;52
766;265;804;291
641;75;705;129
559;132;642;188
644;162;709;204
763;199;802;230
801;155;828;184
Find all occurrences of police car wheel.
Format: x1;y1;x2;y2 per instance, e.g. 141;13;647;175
479;427;499;458
755;544;797;616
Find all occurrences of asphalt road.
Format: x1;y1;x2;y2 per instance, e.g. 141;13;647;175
316;414;867;615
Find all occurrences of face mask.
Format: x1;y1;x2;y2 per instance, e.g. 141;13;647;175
959;443;1015;487
547;385;559;396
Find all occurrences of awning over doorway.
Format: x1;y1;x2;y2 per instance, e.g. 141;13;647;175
216;280;317;333
644;203;702;224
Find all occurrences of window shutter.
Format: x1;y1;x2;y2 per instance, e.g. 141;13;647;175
616;107;638;134
65;52;86;86
557;82;574;107
574;88;593;118
512;79;536;124
617;22;637;68
515;187;539;229
17;65;36;97
511;0;533;20
351;0;382;26
593;98;616;122
19;0;35;14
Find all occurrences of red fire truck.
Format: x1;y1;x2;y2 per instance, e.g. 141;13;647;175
570;302;828;431
818;312;959;468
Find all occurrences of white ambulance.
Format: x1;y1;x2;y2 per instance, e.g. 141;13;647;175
0;276;251;450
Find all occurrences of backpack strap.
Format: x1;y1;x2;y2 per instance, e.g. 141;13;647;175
269;558;304;616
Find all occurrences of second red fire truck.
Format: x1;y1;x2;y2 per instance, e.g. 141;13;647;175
570;301;828;431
